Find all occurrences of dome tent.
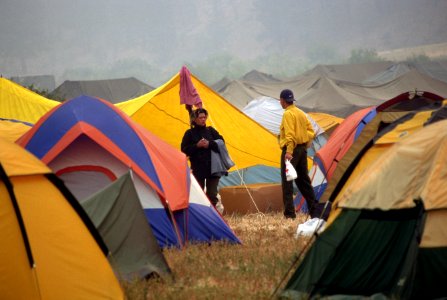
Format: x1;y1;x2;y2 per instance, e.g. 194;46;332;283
282;117;447;299
0;137;123;299
18;95;240;248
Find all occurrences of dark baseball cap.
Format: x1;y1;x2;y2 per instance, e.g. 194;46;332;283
280;89;295;103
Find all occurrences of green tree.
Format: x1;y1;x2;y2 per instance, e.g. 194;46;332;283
25;84;65;102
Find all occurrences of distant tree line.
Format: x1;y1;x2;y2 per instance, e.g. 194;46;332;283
21;84;65;102
347;48;385;64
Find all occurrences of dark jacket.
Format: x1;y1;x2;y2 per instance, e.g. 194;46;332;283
181;125;223;180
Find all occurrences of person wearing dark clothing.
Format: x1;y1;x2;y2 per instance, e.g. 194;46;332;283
181;108;224;206
278;89;317;220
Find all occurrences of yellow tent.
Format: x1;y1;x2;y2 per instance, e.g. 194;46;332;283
0;77;59;124
116;71;281;171
0;137;123;299
0;119;31;142
307;112;343;135
327;107;444;226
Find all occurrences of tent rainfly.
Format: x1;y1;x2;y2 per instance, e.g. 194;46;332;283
282;119;447;299
81;171;172;280
0;137;123;299
18;95;240;248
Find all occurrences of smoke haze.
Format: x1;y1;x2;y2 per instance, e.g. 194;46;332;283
1;0;446;86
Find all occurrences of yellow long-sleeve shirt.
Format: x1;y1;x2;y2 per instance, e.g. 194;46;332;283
279;105;315;154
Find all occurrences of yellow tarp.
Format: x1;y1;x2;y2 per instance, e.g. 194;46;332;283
116;72;281;170
0;78;59;124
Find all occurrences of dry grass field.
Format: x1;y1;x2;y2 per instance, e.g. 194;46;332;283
121;212;313;300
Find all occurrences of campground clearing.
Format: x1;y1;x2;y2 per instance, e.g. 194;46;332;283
122;212;310;299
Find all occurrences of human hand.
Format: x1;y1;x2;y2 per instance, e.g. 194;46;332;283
197;138;209;148
284;152;293;161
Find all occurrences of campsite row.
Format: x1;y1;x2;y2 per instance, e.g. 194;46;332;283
1;63;447;299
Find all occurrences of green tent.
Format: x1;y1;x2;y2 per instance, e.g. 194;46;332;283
82;172;171;280
282;119;447;299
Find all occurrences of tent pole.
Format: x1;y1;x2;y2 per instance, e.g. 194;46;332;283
0;163;35;268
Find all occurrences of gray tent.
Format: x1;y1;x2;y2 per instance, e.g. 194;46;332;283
217;63;394;113
301;61;394;82
240;69;282;82
81;171;172;280
218;63;447;117
51;77;154;103
364;61;447;84
212;70;281;94
211;76;232;93
412;59;447;83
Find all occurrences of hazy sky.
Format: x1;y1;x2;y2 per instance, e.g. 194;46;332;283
1;0;446;86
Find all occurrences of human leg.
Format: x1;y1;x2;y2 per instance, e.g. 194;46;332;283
281;148;296;218
205;176;220;206
292;145;317;218
196;177;205;190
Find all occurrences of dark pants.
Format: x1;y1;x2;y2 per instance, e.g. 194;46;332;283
281;145;316;218
197;176;220;206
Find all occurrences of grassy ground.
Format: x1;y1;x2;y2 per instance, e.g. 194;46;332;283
121;212;313;300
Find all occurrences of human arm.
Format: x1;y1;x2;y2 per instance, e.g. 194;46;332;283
282;111;296;157
305;117;315;148
181;130;201;156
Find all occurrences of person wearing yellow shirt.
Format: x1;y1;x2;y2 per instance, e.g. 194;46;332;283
279;89;316;220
